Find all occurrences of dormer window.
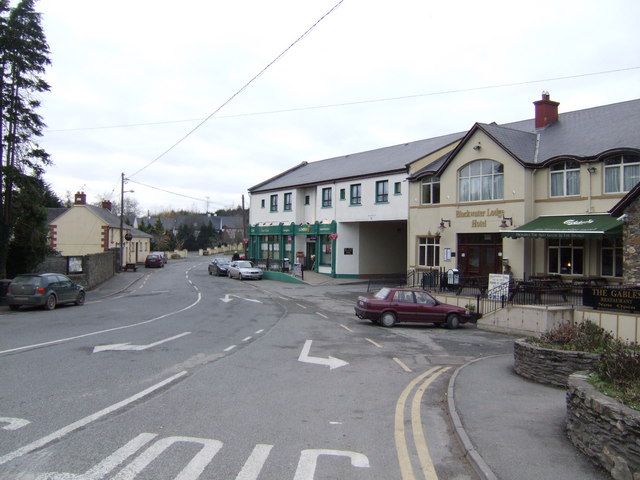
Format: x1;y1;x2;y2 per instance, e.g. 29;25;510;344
604;154;640;193
550;160;580;197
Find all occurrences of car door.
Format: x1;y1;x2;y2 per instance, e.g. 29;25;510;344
54;275;74;302
391;290;417;322
414;291;440;323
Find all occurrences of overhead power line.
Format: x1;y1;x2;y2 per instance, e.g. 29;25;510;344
48;66;640;133
126;0;345;179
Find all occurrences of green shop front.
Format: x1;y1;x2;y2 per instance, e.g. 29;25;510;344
248;221;338;275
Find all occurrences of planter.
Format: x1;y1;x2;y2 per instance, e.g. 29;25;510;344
513;338;601;387
567;372;640;480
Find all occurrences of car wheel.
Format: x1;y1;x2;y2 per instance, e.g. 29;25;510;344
446;313;460;329
379;311;396;327
239;273;244;280
209;270;212;275
9;305;19;311
44;294;57;311
75;291;86;306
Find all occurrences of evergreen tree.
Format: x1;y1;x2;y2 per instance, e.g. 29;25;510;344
0;0;51;277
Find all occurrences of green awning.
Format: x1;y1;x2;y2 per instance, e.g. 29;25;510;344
501;214;623;239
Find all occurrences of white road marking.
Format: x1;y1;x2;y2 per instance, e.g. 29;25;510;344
93;332;191;353
298;340;348;370
393;358;412;373
0;294;202;356
365;338;382;348
224;345;236;352
296;303;307;309
235;444;273;480
293;449;369;480
255;329;264;334
0;372;187;466
0;417;30;431
315;312;328;319
339;324;353;332
242;337;252;342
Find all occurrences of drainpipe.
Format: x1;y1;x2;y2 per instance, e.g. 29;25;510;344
587;166;596;213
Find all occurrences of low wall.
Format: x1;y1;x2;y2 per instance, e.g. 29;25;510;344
513;339;600;388
566;372;640;479
36;251;116;290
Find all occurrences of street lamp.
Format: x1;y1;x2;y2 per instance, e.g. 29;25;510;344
119;172;134;270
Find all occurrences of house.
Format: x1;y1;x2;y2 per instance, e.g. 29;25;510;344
248;93;640;282
247;132;464;277
407;93;640;283
48;192;151;266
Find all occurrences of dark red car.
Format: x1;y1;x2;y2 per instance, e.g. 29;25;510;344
354;287;472;328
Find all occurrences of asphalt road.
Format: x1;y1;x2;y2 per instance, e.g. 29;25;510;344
0;255;516;479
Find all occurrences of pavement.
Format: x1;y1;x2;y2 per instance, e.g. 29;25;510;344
87;268;611;480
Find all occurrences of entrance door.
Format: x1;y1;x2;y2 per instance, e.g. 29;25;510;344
305;240;316;270
457;233;503;276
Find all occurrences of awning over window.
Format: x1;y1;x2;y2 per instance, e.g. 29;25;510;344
501;214;623;239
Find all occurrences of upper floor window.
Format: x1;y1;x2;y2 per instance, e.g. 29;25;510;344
350;184;361;205
421;176;440;204
550;160;580;197
458;160;503;202
283;192;292;211
304;195;310;205
394;182;401;195
261;199;265;209
375;180;389;203
270;194;278;212
322;187;332;208
339;188;346;201
604;154;640;193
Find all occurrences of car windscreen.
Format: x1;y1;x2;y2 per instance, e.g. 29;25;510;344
236;261;253;268
373;288;390;299
11;275;41;286
216;258;230;264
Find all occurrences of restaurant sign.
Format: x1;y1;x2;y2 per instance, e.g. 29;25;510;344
583;287;640;314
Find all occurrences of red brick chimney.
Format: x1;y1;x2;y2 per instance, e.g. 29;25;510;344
74;191;87;205
102;200;113;211
533;91;559;128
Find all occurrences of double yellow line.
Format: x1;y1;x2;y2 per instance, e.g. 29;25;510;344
395;366;451;480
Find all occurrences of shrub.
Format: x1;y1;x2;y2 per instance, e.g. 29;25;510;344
591;340;640;409
533;321;614;353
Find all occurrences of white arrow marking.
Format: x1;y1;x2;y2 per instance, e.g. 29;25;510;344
220;294;262;304
298;340;348;370
93;332;191;353
0;417;30;431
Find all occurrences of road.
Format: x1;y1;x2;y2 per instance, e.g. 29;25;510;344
0;255;516;479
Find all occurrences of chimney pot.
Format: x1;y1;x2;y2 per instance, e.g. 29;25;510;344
102;200;113;211
533;92;559;128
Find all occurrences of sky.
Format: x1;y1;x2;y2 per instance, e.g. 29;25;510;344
34;0;640;215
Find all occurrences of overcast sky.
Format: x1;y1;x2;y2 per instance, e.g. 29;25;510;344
36;0;640;215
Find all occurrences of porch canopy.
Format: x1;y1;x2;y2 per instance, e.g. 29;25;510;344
501;214;623;239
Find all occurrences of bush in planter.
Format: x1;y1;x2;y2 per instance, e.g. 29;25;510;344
533;321;614;353
591;339;640;410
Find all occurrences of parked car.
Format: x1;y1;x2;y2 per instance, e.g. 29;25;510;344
354;287;471;328
151;251;168;264
228;260;263;280
208;257;231;276
145;253;164;268
5;273;85;311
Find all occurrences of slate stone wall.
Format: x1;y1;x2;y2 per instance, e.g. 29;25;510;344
35;250;116;290
567;373;640;480
623;198;640;285
513;338;601;387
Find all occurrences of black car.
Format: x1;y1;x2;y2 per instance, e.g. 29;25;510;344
208;257;231;276
5;273;86;311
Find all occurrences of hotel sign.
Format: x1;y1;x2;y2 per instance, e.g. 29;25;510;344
583;287;640;314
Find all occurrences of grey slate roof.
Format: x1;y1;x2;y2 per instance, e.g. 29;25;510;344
249;131;464;193
251;97;640;190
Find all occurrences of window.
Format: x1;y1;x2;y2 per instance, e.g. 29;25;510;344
601;238;623;277
421;176;440;204
304;195;310;205
458;160;503;202
375;180;389;203
604;154;640;193
261;199;265;208
270;194;278;212
340;188;346;200
417;237;440;267
550;161;580;197
350;184;361;205
320;235;332;265
322;187;332;208
548;239;584;275
283;192;292;211
394;182;401;195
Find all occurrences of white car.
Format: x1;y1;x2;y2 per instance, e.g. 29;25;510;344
228;260;263;280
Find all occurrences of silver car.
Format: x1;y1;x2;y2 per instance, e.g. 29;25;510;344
228;260;263;280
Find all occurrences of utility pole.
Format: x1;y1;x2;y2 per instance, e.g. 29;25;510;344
242;194;247;258
120;173;125;270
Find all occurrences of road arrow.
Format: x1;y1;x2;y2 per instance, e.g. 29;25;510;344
0;417;30;431
93;332;191;353
298;340;348;370
220;294;262;304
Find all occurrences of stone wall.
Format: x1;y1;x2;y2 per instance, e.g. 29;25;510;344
566;372;640;480
35;251;116;290
623;196;640;285
513;339;601;387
